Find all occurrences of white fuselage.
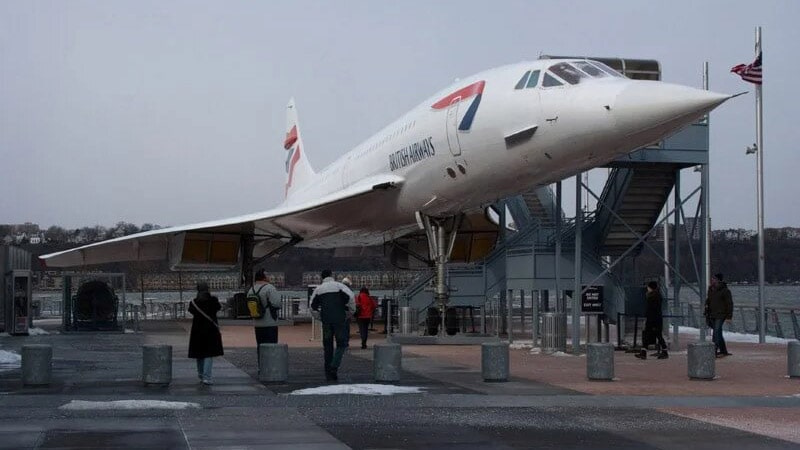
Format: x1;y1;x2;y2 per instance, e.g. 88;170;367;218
282;59;728;247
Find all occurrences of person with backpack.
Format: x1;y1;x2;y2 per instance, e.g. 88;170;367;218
188;282;224;385
310;269;355;381
355;287;378;349
248;269;281;365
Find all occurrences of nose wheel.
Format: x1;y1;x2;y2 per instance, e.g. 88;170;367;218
417;212;463;336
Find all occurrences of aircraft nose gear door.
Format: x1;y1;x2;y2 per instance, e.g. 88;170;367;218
445;98;462;156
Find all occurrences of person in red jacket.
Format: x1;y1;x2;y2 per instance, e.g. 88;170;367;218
355;287;377;349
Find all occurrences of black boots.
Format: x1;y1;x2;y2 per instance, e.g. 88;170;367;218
324;366;338;382
636;349;669;360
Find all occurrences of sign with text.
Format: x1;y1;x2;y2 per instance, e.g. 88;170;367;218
581;285;604;313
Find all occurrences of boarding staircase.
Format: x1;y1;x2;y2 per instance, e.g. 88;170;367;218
589;166;676;258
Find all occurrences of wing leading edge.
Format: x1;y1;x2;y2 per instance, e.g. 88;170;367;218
40;175;405;268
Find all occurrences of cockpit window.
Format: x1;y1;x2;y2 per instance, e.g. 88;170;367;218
526;70;541;88
588;61;625;78
514;71;530;90
542;72;563;87
549;63;586;85
573;61;607;78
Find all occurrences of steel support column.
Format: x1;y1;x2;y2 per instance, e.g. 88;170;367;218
700;167;709;342
555;181;562;312
573;173;583;354
673;170;682;347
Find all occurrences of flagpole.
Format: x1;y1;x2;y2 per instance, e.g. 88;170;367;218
755;26;766;344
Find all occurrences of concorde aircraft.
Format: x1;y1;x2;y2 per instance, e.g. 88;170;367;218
41;58;733;297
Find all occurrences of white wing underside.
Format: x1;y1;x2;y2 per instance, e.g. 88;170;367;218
41;175;406;268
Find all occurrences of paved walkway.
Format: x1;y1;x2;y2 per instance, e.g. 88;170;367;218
0;320;798;449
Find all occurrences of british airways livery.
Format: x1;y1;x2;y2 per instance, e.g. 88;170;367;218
41;59;733;276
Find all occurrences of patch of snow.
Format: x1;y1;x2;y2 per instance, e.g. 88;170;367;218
0;333;10;338
59;400;200;410
27;328;49;336
529;347;542;355
509;340;535;350
289;384;425;396
0;350;21;371
678;326;793;344
550;351;573;357
123;329;136;334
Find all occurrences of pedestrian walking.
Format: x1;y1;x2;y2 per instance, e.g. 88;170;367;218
188;282;224;385
355;287;378;349
636;281;668;360
249;269;281;365
310;269;355;381
705;273;733;357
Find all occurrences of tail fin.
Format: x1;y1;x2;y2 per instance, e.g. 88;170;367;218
283;98;316;200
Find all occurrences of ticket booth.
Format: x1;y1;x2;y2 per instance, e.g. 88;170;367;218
5;270;32;335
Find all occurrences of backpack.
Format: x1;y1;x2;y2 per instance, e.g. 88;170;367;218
246;284;268;319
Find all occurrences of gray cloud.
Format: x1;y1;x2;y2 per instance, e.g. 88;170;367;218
1;0;797;229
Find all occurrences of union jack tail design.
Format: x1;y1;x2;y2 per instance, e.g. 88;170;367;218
731;52;762;85
283;98;316;199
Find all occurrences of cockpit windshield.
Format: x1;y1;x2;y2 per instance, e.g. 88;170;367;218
548;63;586;85
542;60;626;87
573;61;607;78
586;60;625;78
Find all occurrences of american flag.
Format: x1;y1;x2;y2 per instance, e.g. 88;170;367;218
731;52;762;85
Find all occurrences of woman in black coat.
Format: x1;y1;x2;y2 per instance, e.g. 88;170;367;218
188;282;224;385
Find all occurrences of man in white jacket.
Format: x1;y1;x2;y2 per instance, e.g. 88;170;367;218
310;269;355;381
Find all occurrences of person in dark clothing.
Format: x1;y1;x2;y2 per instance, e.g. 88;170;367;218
636;281;668;360
705;273;734;357
310;269;355;381
188;282;224;385
355;287;378;349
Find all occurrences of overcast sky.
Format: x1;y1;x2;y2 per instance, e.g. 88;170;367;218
1;1;797;230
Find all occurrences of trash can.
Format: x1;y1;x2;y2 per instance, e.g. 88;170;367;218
398;307;418;335
541;312;567;353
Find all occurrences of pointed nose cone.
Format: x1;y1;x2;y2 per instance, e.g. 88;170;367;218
613;81;731;146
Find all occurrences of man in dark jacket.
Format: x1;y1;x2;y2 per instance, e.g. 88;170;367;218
310;269;355;381
705;273;733;357
636;281;668;360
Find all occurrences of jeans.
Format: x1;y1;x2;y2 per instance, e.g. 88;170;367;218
255;326;279;365
322;321;349;372
195;357;213;382
712;318;728;354
357;318;370;348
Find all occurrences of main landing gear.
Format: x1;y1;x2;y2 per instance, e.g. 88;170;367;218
417;212;463;336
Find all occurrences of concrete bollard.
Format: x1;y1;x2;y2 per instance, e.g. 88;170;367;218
374;343;402;382
789;341;800;378
22;344;52;386
586;343;614;381
687;341;716;380
258;343;288;383
481;341;509;382
142;345;172;386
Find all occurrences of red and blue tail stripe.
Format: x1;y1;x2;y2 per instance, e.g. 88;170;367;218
431;80;485;131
